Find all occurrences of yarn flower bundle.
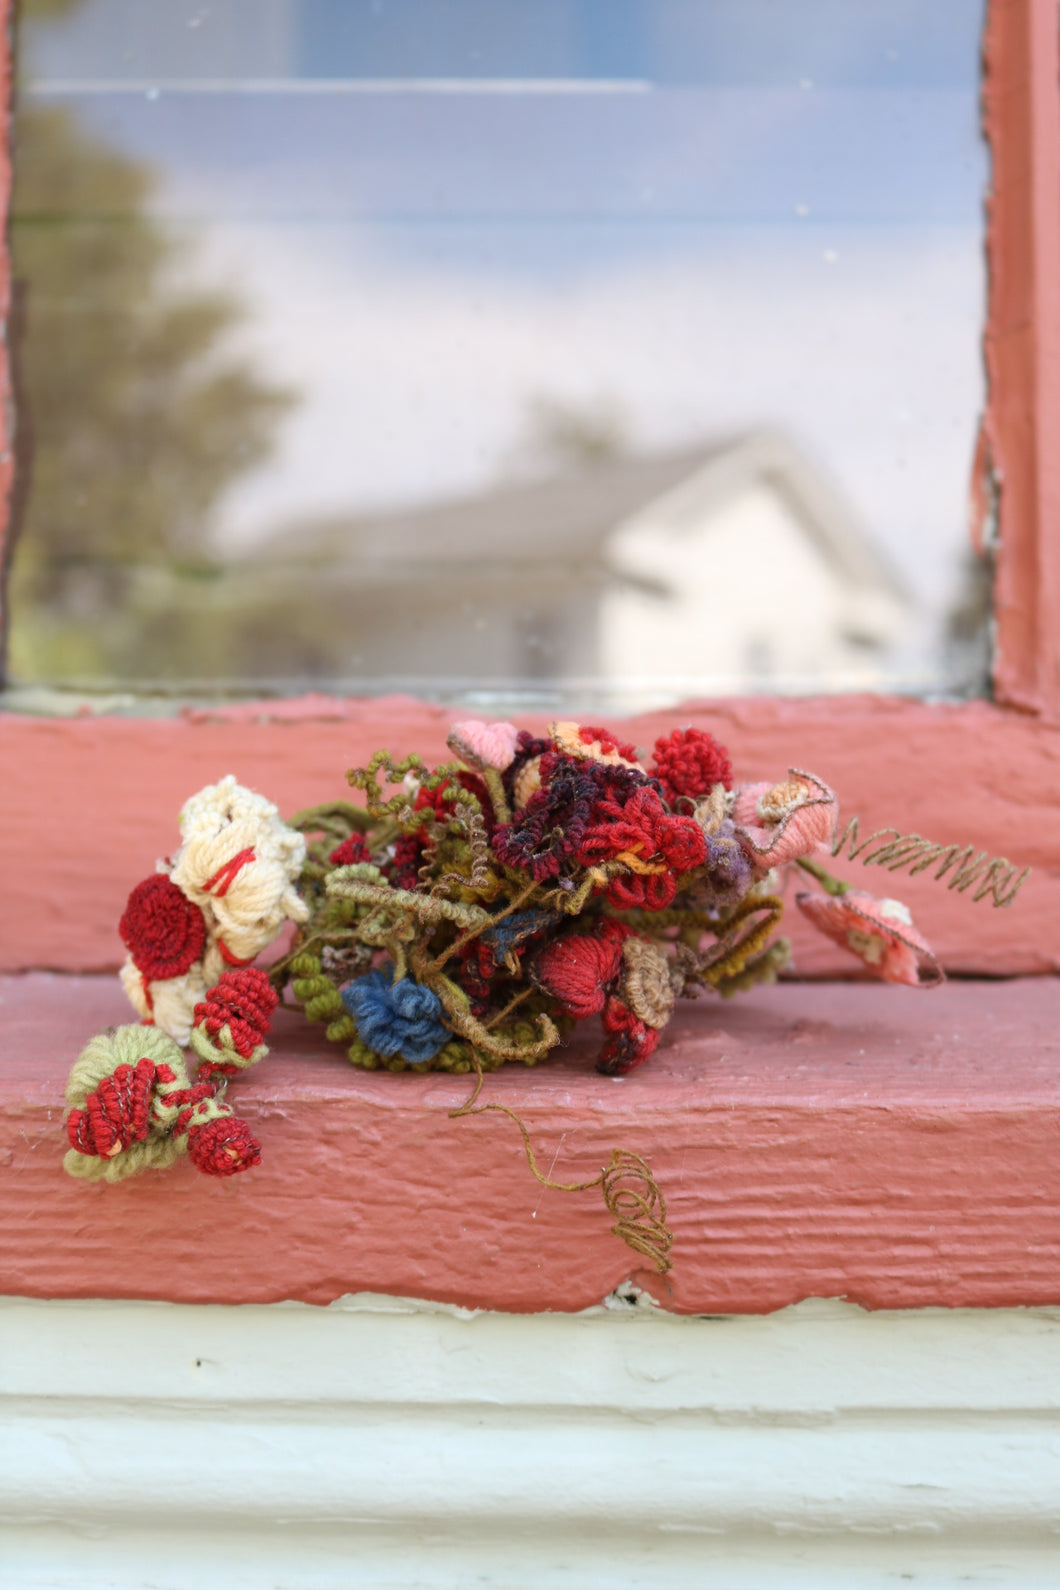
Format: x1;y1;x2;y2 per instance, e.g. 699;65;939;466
281;717;1026;1083
62;774;303;1185
59;727;1028;1277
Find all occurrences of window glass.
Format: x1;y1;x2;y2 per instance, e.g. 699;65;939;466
6;0;989;709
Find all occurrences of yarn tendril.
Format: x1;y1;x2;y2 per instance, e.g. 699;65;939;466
830;816;1030;907
450;1051;673;1274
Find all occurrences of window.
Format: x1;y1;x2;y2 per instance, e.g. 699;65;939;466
5;0;993;708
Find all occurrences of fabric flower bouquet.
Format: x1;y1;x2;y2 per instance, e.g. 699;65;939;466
60;719;1028;1273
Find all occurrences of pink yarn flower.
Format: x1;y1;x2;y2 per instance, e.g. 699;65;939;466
447;719;520;772
732;769;837;874
796;889;942;987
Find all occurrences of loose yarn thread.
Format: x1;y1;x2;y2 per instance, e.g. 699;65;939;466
449;1052;673;1275
831;817;1030;906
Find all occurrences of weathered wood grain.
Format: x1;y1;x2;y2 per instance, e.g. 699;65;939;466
4;971;1058;1314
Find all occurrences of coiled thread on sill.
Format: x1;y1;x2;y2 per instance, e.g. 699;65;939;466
450;1052;673;1274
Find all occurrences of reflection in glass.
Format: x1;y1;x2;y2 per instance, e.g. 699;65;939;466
6;0;990;706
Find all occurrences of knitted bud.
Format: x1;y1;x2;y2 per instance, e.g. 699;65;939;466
65;1055;157;1159
447;719;520;772
191;967;279;1075
186;1114;262;1177
63;1025;189;1182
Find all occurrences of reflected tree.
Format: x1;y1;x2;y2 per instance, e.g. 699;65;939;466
5;0;294;686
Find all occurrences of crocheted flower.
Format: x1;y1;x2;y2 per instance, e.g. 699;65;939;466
329;834;371;867
531;921;631;1019
447;719;520;771
493;754;614;881
63;1024;263;1182
699;821;755;907
119;874;207;982
732;770;837;874
578;785;707;909
341;967;451;1063
795;889;942;987
618;937;675;1030
171;775;308;965
651;727;733;806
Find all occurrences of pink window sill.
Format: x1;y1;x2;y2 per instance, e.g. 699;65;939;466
4;971;1059;1314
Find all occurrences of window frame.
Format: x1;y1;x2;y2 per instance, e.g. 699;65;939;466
0;0;1057;982
1;0;1059;1319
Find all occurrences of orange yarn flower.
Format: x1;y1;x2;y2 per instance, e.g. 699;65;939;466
549;721;642;770
796;889;942;987
732;769;837;874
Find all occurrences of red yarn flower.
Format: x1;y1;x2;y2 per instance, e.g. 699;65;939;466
387;832;426;890
458;939;499;1012
650;728;733;807
193;967;278;1062
598;996;660;1075
119;874;207;982
578;786;707;910
531;921;631;1019
329;834;371;867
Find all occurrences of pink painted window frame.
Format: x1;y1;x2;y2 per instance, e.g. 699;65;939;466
2;1;1059;1319
0;0;1057;981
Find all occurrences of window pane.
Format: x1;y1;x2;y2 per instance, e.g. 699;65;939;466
5;0;989;708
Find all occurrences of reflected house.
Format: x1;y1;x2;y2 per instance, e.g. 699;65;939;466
240;429;907;698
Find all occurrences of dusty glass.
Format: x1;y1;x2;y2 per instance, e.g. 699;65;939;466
5;0;989;709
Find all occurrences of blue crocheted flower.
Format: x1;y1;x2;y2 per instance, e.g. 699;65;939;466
341;967;450;1064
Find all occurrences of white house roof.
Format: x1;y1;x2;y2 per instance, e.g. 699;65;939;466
244;428;906;605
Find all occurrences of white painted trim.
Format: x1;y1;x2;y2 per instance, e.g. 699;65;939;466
4;1294;1060;1588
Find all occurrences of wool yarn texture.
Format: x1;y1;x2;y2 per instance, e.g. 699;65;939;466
63;967;277;1182
172;774;309;964
282;718;1022;1085
117;776;308;1044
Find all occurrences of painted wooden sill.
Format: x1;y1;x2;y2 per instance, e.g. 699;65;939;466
3;971;1059;1315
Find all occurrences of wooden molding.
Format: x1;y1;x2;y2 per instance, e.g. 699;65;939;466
4;1295;1060;1586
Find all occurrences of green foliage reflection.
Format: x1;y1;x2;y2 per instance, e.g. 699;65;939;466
6;8;294;686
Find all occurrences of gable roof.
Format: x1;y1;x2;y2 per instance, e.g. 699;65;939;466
244;428;906;603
